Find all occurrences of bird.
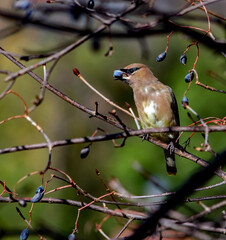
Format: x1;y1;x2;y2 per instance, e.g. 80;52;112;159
113;63;180;175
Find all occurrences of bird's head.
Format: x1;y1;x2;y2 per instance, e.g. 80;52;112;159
113;63;157;87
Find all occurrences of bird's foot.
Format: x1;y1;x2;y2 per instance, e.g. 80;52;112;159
142;133;150;142
168;141;175;155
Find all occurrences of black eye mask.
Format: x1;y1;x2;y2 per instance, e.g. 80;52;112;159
120;67;140;75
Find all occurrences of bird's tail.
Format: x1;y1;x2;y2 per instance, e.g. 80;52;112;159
164;149;177;175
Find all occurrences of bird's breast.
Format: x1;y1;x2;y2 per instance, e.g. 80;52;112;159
133;87;177;142
134;88;168;125
141;100;166;128
142;101;158;126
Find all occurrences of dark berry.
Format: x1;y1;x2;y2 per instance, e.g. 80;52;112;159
68;233;76;240
80;146;90;159
18;199;27;207
20;229;29;240
73;68;80;76
31;186;44;203
92;37;100;51
20;56;29;61
184;71;194;83
180;54;187;65
87;0;94;9
181;96;189;109
156;52;166;62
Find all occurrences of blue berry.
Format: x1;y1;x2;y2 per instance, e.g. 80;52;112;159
180;54;187;65
36;186;44;194
31;186;44;203
156;52;166;62
68;233;76;240
80;146;90;159
181;96;189;109
113;70;123;79
20;229;29;240
184;71;194;83
87;0;94;9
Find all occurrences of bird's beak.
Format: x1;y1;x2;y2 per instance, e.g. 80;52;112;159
113;70;124;80
113;69;130;84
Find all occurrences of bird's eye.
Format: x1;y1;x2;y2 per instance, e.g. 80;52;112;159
128;67;140;74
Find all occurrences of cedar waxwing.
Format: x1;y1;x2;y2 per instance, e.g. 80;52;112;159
113;63;180;175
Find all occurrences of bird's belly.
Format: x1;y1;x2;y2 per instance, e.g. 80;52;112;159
142;101;167;127
140;101;176;142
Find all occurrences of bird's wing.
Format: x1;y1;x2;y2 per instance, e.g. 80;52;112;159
168;86;180;127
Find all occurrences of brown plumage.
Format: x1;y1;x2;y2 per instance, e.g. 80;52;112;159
113;63;180;175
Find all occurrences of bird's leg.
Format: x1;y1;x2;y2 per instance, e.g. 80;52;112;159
168;141;175;155
142;133;150;142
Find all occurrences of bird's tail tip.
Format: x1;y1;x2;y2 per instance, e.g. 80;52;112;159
167;166;177;176
164;149;177;176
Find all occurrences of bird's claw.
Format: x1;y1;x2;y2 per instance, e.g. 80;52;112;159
168;141;175;155
142;133;149;142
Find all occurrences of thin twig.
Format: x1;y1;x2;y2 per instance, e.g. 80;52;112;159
1;194;226;214
181;0;226;21
114;218;134;239
185;199;226;222
0;125;225;154
28;64;48;113
16;207;46;240
126;102;140;130
73;68;133;118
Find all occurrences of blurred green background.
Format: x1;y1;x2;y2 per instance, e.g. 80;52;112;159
0;1;225;239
